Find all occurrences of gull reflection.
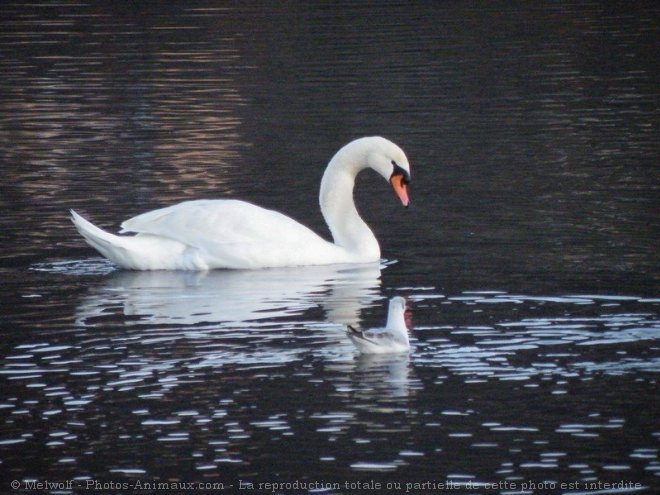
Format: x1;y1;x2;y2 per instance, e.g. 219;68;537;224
326;351;418;401
75;263;382;328
352;353;417;399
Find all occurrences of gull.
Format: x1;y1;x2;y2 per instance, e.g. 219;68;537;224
347;296;410;354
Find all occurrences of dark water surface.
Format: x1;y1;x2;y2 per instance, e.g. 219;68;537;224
1;2;658;494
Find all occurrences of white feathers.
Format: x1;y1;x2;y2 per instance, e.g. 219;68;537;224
71;137;410;270
347;296;410;354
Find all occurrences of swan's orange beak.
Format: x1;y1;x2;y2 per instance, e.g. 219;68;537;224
390;171;410;207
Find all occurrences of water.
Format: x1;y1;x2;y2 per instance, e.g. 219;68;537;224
1;1;658;493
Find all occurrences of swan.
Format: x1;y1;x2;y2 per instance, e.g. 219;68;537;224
347;296;410;354
71;136;411;270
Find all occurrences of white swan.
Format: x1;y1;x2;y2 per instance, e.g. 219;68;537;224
347;296;410;354
71;136;411;270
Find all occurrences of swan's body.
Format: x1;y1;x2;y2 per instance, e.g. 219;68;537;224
347;296;410;354
71;136;411;270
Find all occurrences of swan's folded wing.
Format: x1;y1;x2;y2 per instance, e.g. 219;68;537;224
119;199;343;268
121;200;313;242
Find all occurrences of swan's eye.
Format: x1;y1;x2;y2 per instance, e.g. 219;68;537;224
391;161;410;185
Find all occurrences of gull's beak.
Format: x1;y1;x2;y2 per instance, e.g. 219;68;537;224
390;168;410;207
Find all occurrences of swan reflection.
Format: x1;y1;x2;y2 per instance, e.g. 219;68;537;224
75;262;382;328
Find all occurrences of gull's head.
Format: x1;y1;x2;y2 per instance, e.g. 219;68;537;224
388;296;408;315
386;295;410;334
385;296;408;341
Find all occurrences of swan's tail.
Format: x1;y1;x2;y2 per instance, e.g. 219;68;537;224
70;210;140;269
70;210;194;270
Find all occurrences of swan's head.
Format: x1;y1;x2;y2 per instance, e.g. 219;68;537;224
334;136;411;208
364;137;411;208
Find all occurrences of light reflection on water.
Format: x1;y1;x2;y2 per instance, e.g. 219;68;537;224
1;259;658;487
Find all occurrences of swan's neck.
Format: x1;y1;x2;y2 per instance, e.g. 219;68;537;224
319;149;380;259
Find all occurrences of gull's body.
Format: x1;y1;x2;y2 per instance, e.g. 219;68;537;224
347;296;410;354
71;137;411;270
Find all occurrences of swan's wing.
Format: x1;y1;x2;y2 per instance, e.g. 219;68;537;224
121;200;312;242
120;199;340;268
